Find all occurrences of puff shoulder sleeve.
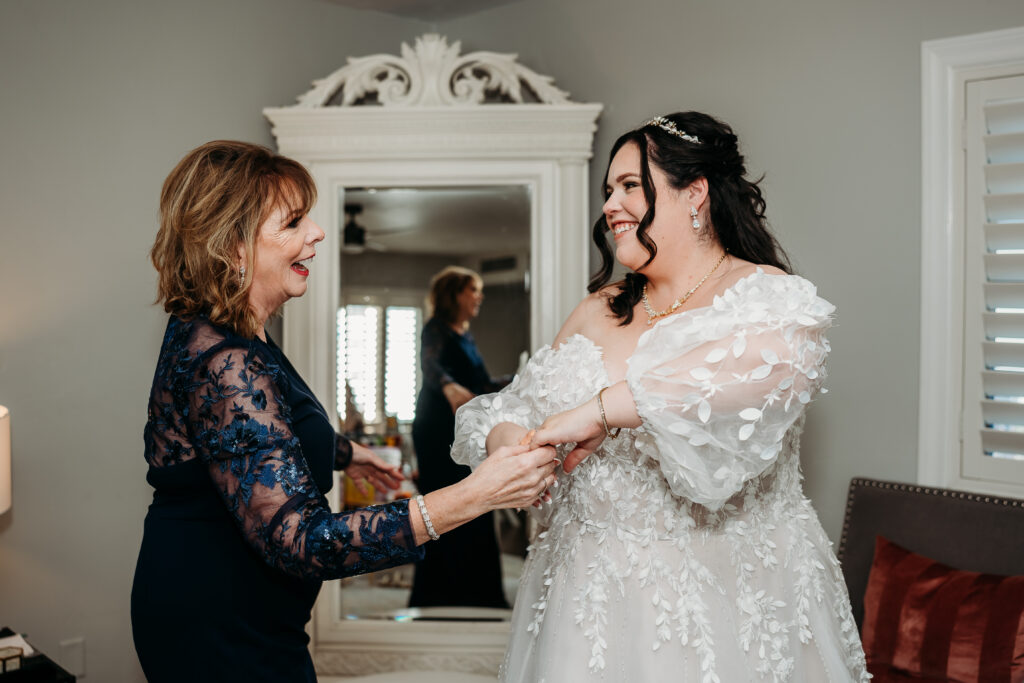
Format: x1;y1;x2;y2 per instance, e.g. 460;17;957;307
451;337;606;466
624;272;834;511
451;349;545;470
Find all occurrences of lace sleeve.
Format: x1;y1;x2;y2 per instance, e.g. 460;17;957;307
188;346;423;580
625;273;834;511
450;340;602;465
450;384;537;471
450;342;572;470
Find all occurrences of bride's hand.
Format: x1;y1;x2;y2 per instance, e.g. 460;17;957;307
486;421;530;456
529;399;605;473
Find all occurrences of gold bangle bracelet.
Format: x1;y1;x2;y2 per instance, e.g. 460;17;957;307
597;387;622;439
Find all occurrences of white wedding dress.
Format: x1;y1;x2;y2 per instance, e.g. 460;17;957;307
452;271;870;683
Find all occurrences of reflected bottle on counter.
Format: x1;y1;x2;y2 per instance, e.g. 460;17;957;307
343;415;407;508
342;464;375;509
384;415;401;447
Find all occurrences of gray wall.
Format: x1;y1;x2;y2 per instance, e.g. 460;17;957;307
2;0;1024;680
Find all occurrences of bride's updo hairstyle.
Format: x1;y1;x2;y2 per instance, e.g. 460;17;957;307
589;111;791;325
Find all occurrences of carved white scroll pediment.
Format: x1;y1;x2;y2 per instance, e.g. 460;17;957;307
292;33;571;108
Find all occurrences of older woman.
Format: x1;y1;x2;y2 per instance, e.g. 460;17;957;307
130;141;558;683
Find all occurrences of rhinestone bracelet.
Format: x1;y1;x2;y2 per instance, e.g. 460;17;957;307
415;494;440;541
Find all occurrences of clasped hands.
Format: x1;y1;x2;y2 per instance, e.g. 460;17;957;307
345;386;632;513
485;395;611;508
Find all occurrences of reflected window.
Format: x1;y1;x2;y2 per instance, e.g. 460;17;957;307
337;302;421;426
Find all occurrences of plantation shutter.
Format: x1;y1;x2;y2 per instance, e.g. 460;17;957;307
337;302;421;427
337;304;381;424
962;73;1024;484
383;306;420;422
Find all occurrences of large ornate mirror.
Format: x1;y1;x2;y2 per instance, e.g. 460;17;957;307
265;35;601;677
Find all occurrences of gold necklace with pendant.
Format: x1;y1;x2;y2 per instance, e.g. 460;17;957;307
641;252;728;326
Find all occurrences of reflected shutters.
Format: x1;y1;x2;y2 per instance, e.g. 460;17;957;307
963;74;1024;484
338;305;380;424
337;303;421;427
384;307;420;422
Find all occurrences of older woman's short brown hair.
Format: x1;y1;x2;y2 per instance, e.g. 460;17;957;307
427;266;482;325
151;140;316;338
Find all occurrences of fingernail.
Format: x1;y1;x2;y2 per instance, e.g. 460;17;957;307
552;480;559;488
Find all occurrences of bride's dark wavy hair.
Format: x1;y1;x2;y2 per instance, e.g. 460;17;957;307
590;111;792;325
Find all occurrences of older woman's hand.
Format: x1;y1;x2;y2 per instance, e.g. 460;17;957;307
413;441;559;545
466;443;559;511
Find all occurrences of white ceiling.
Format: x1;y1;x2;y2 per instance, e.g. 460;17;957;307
341;185;530;255
322;0;521;21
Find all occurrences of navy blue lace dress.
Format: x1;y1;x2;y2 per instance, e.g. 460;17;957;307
131;316;423;682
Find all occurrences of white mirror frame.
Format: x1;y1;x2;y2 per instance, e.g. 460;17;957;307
264;35;602;677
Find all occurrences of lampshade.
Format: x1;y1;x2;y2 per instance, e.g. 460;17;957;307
0;406;10;514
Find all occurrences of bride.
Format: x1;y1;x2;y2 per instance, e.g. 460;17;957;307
452;112;869;682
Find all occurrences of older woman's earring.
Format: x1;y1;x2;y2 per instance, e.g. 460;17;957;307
239;265;245;287
690;207;701;230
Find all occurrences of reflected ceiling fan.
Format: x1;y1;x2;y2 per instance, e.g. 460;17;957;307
342;203;388;254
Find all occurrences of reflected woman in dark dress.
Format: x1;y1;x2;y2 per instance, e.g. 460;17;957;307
410;266;513;608
130;142;559;682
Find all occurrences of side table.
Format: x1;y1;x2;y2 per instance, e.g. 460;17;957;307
0;629;74;683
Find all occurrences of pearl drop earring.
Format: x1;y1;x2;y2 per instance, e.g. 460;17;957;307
690;207;700;230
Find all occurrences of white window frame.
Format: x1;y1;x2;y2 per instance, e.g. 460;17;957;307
919;25;1024;496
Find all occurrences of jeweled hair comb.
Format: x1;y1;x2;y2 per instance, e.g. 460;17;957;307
644;116;701;144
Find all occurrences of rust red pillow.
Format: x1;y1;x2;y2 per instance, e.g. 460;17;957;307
861;536;1024;683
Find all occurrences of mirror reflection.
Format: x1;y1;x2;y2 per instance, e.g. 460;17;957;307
335;185;531;620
